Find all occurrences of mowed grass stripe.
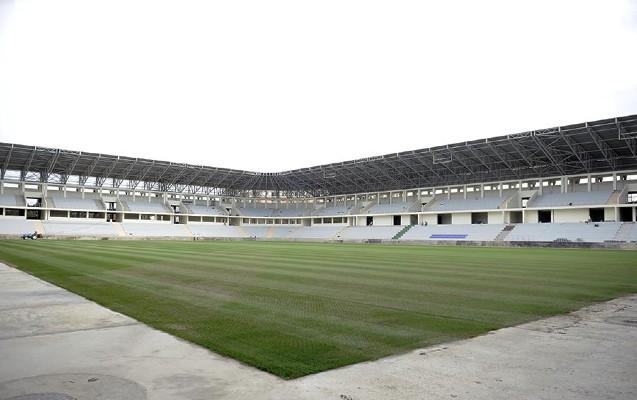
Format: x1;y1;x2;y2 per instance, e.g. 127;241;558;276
32;240;627;298
0;240;635;378
26;240;627;285
2;241;634;318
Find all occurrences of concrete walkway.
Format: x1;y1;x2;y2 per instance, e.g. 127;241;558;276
0;262;635;400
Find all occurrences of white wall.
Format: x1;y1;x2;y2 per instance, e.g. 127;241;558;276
524;209;539;223
488;212;504;224
553;208;589;223
605;207;616;222
373;215;393;226
452;213;471;224
421;214;437;225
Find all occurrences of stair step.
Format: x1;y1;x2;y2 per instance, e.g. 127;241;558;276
495;225;516;241
392;225;414;240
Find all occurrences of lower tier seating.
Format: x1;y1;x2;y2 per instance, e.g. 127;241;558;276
189;224;248;238
401;224;505;241
43;221;119;236
122;223;191;237
340;226;402;240
0;219;632;243
505;223;621;243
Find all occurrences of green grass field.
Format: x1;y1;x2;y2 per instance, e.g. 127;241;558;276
1;240;636;378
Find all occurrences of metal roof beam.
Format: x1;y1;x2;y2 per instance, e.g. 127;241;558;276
1;144;14;179
586;124;617;170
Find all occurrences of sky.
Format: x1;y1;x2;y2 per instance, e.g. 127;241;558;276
0;0;636;172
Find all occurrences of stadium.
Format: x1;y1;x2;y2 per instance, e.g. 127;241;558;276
0;114;637;399
1;114;637;244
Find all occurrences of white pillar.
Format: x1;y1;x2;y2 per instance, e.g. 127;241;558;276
561;177;567;193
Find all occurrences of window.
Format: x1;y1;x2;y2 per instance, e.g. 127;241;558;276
628;192;637;204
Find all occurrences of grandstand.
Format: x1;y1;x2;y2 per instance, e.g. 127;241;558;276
1;114;637;246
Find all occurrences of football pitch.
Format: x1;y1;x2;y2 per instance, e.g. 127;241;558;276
1;240;636;379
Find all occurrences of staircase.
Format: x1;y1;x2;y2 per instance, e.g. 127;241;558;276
332;225;349;240
183;223;195;239
180;202;193;214
392;225;414;240
33;220;45;235
113;223;127;237
495;224;516;241
607;187;627;204
613;222;635;242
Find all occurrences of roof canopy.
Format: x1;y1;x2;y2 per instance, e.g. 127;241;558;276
1;114;636;196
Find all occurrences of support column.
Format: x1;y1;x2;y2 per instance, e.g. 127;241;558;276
587;174;592;192
561;177;567;193
463;185;467;200
612;173;617;191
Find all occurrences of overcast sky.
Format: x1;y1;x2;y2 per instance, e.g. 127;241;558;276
0;0;636;172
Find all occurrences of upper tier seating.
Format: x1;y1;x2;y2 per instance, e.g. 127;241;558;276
0;219;38;235
122;199;172;213
42;221;119;236
505;222;620;242
273;208;312;217
313;206;350;216
122;223;191;237
528;191;613;207
189;224;248;238
425;195;506;212
401;224;505;241
186;204;227;216
340;226;402;240
366;201;417;214
238;208;274;217
0;194;24;207
47;194;104;210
